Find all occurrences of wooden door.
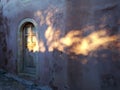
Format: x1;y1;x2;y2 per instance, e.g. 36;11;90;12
22;23;37;74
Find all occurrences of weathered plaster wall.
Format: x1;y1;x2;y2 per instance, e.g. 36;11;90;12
0;0;120;90
0;1;10;70
66;0;120;90
0;0;67;90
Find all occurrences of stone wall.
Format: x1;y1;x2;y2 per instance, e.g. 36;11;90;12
66;0;120;90
0;0;67;90
0;1;10;70
0;0;120;90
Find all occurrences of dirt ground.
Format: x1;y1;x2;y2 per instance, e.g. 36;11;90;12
0;69;52;90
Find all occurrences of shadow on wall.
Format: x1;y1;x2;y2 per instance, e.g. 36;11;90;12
32;7;120;90
31;8;120;57
0;2;11;70
1;4;120;90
